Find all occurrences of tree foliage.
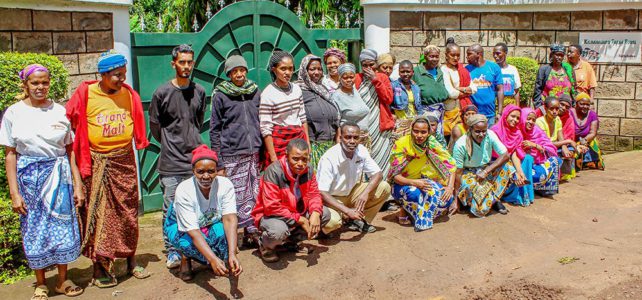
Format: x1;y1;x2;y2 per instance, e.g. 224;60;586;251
130;0;362;33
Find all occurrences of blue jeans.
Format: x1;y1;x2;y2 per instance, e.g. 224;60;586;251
486;116;496;126
160;175;191;256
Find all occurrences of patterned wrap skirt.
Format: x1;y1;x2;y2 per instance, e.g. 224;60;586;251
458;163;515;217
220;153;260;231
263;125;306;169
576;139;605;170
503;155;560;206
80;147;139;270
310;140;334;171
17;155;80;269
393;179;454;232
163;202;228;264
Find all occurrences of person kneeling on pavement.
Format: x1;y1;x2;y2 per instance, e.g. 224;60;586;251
252;139;333;263
163;145;242;281
316;122;391;233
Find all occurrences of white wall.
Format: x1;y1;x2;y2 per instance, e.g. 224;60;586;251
0;0;133;84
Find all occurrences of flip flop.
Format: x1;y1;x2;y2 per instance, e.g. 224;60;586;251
128;266;151;279
90;276;117;288
54;280;84;297
398;216;411;225
31;285;49;300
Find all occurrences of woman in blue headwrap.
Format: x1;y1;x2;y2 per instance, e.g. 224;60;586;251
1;64;84;298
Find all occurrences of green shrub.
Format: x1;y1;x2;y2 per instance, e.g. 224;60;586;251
506;56;539;107
0;52;69;284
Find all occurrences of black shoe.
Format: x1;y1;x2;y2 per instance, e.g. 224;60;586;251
493;201;509;215
347;219;377;233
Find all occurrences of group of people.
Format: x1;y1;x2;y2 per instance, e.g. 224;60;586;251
2;38;605;299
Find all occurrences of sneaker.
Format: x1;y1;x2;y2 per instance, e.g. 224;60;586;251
166;252;181;269
493;201;509;215
347;219;377;233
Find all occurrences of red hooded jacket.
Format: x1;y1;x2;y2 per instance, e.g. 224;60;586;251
251;156;323;227
354;72;395;131
65;80;149;178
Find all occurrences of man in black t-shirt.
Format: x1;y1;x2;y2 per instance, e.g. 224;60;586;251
149;44;207;269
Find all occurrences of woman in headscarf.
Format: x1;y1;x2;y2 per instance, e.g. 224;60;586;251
297;54;339;169
1;64;84;299
354;49;394;175
536;97;577;182
330;63;371;147
441;38;476;138
389;116;457;231
520;107;560;201
449;104;478;151
452;114;514;217
322;48;347;93
572;92;604;170
490;105;530;206
210;55;262;247
377;53;395;78
259;50;309;167
533;43;575;116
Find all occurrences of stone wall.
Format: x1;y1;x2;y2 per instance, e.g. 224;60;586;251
390;10;642;152
0;7;114;97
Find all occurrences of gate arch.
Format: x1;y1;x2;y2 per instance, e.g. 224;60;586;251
131;1;361;211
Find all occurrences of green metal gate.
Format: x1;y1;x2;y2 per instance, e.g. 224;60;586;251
131;0;362;212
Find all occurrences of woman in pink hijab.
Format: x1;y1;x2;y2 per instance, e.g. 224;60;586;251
518;107;561;202
490;105;528;205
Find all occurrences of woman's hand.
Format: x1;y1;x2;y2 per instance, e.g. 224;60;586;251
476;169;488;181
228;254;243;277
515;171;527;187
73;186;85;208
440;186;454;203
561;146;572;158
210;257;229;276
448;198;459;216
522;140;536;149
412;179;432;192
11;194;27;215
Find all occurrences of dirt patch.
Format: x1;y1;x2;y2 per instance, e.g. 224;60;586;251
591;277;642;300
466;280;565;300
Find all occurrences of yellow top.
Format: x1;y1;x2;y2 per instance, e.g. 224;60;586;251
86;83;134;152
536;116;563;141
394;87;417;120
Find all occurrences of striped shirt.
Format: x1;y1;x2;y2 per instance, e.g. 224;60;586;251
259;83;306;137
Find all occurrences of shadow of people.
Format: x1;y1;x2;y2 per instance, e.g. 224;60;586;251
168;260;244;299
253;242;329;270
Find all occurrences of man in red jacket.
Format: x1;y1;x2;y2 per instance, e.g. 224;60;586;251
66;50;150;287
251;139;331;263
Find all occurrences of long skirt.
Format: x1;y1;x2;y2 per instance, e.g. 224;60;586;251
163;203;228;264
458;163;515;217
393;179;454;231
80;147;139;275
503;155;560;206
442;106;461;137
576;139;605;170
359;80;392;176
220;153;260;231
263;125;305;169
17;155;80;269
310;140;334;171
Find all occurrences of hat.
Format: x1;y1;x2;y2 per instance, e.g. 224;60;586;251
558;94;572;105
359;49;378;62
550;43;565;54
225;55;248;75
377;53;394;66
466;114;488;127
98;50;127;73
191;145;218;165
338;63;356;76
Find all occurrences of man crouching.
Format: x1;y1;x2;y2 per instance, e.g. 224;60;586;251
252;139;332;263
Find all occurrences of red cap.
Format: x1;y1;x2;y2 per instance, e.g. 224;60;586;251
191;145;218;165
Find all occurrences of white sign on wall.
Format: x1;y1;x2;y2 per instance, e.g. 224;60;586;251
579;32;642;64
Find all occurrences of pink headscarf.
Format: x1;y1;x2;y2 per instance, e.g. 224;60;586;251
520;107;558;164
491;104;525;160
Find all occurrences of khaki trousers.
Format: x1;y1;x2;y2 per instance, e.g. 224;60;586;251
324;181;391;233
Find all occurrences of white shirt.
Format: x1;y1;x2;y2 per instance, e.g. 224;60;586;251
316;144;381;196
173;176;237;232
441;65;478;100
0;100;73;157
500;64;522;97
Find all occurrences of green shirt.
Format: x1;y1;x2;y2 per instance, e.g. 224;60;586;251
412;65;449;106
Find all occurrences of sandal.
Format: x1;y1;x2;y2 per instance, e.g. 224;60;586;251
31;285;49;300
90;276;117;289
398;216;411;225
54;280;84;297
128;266;151;279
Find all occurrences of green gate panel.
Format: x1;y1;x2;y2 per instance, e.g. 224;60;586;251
131;0;362;212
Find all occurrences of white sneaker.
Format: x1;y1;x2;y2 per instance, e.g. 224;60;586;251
166;252;181;269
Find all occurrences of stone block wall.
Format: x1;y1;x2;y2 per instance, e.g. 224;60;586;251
390;10;642;152
0;8;114;97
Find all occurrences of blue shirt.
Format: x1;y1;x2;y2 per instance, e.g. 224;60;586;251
466;61;502;118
